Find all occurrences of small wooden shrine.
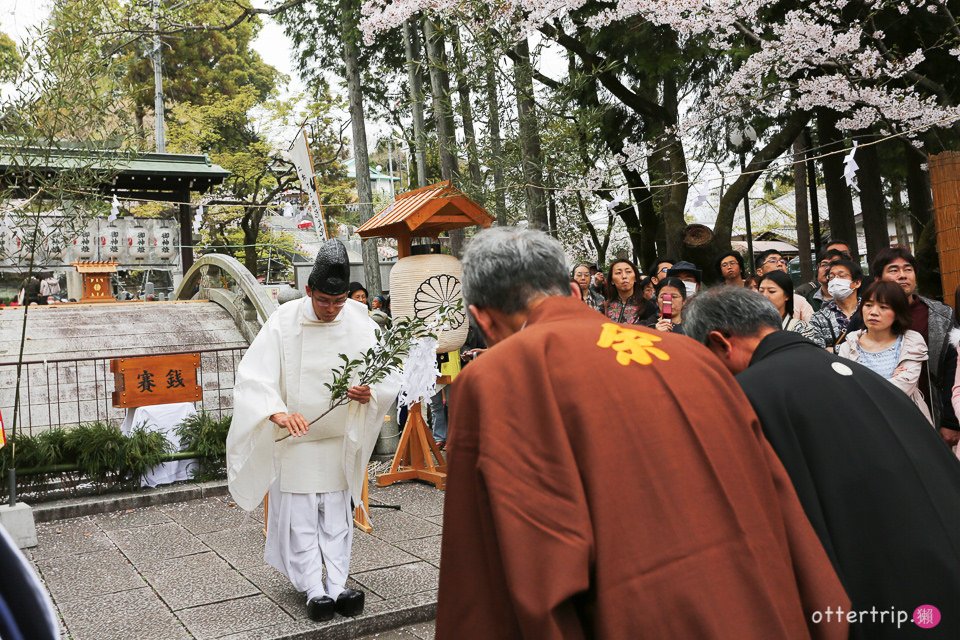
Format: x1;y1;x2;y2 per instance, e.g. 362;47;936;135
72;261;119;303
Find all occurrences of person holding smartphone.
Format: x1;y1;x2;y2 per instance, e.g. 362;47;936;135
644;277;687;334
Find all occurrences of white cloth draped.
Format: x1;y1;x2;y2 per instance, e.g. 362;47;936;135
120;402;197;487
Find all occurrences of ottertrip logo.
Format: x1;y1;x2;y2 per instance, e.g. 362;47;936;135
810;604;941;629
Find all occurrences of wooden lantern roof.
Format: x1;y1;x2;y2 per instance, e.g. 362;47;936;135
356;181;493;241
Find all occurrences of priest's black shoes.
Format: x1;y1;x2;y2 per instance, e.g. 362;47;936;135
307;596;335;622
335;589;365;617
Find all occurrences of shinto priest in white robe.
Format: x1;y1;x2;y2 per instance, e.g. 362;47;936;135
226;296;399;601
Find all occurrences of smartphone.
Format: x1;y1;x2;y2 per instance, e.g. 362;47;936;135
662;293;673;320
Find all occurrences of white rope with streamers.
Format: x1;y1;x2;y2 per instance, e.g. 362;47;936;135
397;335;440;408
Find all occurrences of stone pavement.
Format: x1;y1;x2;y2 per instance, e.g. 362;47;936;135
26;481;444;640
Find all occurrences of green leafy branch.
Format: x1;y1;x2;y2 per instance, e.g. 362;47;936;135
275;299;463;441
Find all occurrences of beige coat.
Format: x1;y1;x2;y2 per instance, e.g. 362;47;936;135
838;329;933;424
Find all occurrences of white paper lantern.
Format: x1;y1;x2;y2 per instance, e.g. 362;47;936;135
46;232;65;259
156;228;175;259
76;230;94;259
390;253;468;353
129;225;148;260
103;227;122;258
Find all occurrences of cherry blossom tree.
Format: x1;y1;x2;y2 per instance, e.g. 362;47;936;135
361;0;960;258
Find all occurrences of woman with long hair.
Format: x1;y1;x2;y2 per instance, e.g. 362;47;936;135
758;271;811;337
601;259;655;324
837;281;932;424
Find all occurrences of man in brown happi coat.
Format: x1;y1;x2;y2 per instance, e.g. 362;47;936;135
436;227;849;640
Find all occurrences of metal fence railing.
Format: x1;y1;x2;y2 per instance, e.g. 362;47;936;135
0;346;246;436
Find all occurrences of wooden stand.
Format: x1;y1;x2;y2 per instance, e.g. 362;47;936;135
376;401;447;490
353;472;373;533
262;493;268;537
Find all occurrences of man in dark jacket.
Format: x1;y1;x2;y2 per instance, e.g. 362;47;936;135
685;286;960;640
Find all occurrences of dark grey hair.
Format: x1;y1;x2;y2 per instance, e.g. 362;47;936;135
683;286;781;344
461;227;571;314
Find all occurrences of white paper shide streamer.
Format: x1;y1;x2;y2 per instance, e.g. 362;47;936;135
396;335;439;408
843;141;860;192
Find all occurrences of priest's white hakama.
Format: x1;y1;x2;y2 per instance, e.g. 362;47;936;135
226;296;398;601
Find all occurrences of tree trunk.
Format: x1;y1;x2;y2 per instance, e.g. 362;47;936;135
659;74;688;259
890;178;911;248
547;171;558;236
341;0;382;295
512;37;548;230
423;18;463;254
452;28;483;202
575;191;612;265
715;111;810;249
485;64;506;223
817;111;858;258
905;144;934;243
857;134;890;265
904;145;939;296
240;207;262;276
793;137;813;281
403;19;428;189
619;167;653;264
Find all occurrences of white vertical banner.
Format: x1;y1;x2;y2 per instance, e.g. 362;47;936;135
286;128;329;240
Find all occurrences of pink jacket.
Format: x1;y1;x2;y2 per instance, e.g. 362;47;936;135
838;329;933;424
951;329;960;417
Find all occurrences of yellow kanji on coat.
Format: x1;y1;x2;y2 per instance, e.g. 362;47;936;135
596;323;670;366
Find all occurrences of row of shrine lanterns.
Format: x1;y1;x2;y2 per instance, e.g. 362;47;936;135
0;226;177;260
78;227;177;260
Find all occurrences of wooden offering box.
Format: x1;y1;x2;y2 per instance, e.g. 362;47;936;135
111;353;202;408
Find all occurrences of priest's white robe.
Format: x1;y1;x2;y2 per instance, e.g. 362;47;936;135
226;296;398;599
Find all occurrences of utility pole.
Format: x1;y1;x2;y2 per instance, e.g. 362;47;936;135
387;134;395;199
152;0;166;153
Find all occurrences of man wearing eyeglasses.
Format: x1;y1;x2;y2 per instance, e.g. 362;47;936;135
646;256;676;285
797;248;847;312
227;239;399;622
796;241;853;307
754;249;815;321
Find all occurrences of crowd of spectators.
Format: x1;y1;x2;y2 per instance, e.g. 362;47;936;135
571;242;960;453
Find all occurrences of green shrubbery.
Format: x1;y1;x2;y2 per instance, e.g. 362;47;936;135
0;412;232;499
175;412;232;481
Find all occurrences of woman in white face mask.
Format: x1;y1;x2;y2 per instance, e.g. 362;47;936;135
807;259;864;352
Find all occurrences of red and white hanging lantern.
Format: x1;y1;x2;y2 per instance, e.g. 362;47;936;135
129;225;148;260
102;226;122;259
